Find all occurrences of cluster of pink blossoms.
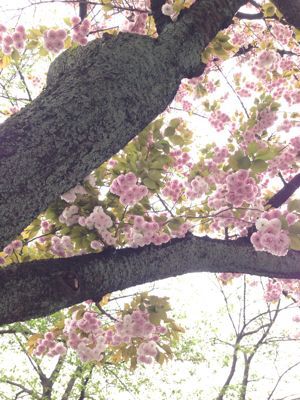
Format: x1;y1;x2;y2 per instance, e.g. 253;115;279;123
170;150;191;170
107;309;166;364
71;17;90;46
251;210;290;257
210;208;236;231
78;206;116;246
64;311;106;362
268;137;300;178
110;172;148;206
225;170;258;207
209;110;230;132
44;29;67;53
209;170;258;209
254;50;277;70
59;205;80;226
137;341;158;364
79;206;112;231
208;170;259;210
162;179;184;202
50;236;74;257
161;3;179;21
35;308;166;365
3;240;22;256
284;89;300;106
61;184;87;203
243;109;278;144
207;188;226;210
264;279;282;302
126;216;170;247
255;109;278;133
186;176;208;200
41;220;53;234
219;272;242;284
34;332;67;357
171;221;191;238
272;21;293;46
123;12;148;35
0;24;26;54
212;146;229;164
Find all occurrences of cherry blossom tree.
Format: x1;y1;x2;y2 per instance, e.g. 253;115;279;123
0;0;300;371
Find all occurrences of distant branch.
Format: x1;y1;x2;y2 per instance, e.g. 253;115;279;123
236;11;263;20
267;173;300;208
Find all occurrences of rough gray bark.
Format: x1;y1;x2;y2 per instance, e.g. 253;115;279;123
272;0;300;28
0;0;246;250
0;234;299;325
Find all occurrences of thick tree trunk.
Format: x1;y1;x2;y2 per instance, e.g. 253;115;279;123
0;234;299;325
272;0;300;29
0;0;246;249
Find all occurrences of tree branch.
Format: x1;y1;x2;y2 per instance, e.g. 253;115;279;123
236;11;263;20
61;365;82;400
267;173;300;208
0;234;299;326
150;0;171;34
78;366;94;400
0;379;38;398
271;0;300;29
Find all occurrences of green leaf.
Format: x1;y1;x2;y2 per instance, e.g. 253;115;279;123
201;48;212;64
255;147;278;161
288;199;300;213
222;41;234;51
11;49;20;62
289;222;300;235
102;3;114;11
142;178;157;190
63;17;72;26
289;234;300;251
39;47;49;57
164;126;176;137
155;140;170;153
148;169;162;181
237;156;251;170
212;45;228;59
152;118;164;130
27;40;39;50
169;135;185;146
247;141;260;156
130;204;145;215
295;28;300;42
151;159;166;169
169;118;181;129
262;2;275;17
167;218;184;230
228;150;244;170
0;55;11;68
251;159;268;173
216;33;230;43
